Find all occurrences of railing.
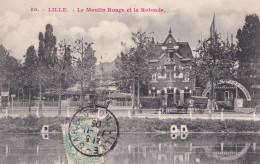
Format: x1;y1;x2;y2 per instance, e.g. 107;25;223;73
13;101;37;107
11;100;132;107
165;58;175;65
1;107;259;121
13;101;58;107
44;101;59;107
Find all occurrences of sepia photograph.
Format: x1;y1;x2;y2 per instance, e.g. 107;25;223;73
0;0;260;163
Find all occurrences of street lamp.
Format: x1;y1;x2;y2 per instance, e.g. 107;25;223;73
11;94;15;113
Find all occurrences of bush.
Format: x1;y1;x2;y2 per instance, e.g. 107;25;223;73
0;117;260;133
140;97;160;109
117;118;260;133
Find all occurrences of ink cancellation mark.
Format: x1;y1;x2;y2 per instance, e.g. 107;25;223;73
68;106;120;157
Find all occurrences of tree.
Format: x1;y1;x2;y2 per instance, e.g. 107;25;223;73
55;39;76;115
193;34;237;111
113;52;132;93
37;24;58;115
236;14;260;91
38;24;57;66
73;39;97;105
113;29;152;112
0;45;23;105
23;45;38;112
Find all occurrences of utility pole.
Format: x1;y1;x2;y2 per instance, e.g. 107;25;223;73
38;50;43;117
58;39;66;115
80;38;84;106
137;75;140;111
132;79;135;115
100;55;103;84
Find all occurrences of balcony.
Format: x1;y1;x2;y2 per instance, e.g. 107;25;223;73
165;58;175;65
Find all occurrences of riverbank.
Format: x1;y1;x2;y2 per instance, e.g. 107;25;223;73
0;116;259;133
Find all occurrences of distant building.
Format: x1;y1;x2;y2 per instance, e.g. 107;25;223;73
94;59;118;101
148;28;196;107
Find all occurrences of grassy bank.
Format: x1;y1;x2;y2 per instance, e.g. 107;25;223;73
0;116;260;133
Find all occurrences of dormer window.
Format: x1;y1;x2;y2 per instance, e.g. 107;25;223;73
169;39;171;43
169;52;174;58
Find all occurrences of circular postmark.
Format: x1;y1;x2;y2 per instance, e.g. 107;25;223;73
68;105;119;157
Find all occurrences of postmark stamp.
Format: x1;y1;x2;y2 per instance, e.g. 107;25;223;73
68;105;120;157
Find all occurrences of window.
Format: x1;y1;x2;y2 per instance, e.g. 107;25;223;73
152;73;157;81
169;52;174;58
166;72;174;81
151;89;157;97
184;70;190;81
166;72;170;79
224;91;229;101
171;72;175;80
184;89;190;103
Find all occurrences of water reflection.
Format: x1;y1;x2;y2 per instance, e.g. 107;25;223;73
0;133;259;164
108;133;260;164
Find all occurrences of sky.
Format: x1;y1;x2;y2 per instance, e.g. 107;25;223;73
0;0;260;63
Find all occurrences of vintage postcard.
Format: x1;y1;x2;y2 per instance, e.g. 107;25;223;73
0;0;260;163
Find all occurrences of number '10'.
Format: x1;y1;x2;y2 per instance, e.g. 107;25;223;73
31;8;38;12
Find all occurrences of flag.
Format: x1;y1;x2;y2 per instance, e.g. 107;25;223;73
210;14;215;39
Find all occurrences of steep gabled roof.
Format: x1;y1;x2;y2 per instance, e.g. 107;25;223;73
148;28;193;60
163;28;178;46
177;42;193;58
150;44;164;59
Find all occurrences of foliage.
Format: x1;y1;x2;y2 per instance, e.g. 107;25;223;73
140;97;161;109
53;40;76;90
113;29;153;107
118;117;260;132
236;14;260;90
36;24;60;89
73;39;97;91
114;29;152;91
193;34;237;105
38;24;57;67
0;45;23;94
52;40;77;115
23;46;39;96
194;35;237;88
1;116;259;133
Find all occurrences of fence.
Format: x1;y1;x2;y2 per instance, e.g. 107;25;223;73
0;107;259;121
12;100;132;107
13;101;58;107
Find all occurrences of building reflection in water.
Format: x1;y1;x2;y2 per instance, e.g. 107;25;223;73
107;133;260;164
0;133;259;164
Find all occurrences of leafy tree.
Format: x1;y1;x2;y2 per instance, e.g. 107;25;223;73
23;45;38;112
113;29;152;111
73;39;97;105
55;40;76;115
36;24;58;115
0;45;23;104
113;52;132;93
38;24;57;66
193;34;237;111
236;14;260;91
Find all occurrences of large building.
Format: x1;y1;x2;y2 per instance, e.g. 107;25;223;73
148;28;196;107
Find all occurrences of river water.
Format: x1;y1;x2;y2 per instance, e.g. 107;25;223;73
0;133;259;164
